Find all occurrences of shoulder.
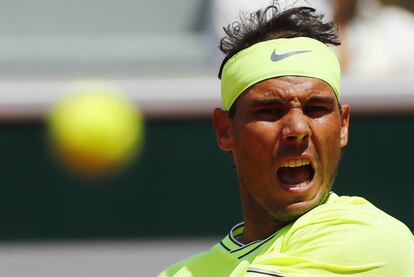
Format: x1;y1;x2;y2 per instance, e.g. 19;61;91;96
158;244;235;277
158;251;207;277
298;193;412;233
290;193;413;245
281;193;414;274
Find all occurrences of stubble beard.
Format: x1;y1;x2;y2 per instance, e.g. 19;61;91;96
270;149;343;224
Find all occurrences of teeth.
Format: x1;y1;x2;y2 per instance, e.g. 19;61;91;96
280;158;311;168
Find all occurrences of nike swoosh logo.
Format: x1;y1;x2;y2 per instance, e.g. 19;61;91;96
271;50;312;62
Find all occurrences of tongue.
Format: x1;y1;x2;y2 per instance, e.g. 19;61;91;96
277;165;313;185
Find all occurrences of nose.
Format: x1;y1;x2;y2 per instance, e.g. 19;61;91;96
281;109;311;142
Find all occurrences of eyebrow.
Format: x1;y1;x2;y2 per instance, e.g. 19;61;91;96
305;96;336;105
250;98;285;107
250;95;336;107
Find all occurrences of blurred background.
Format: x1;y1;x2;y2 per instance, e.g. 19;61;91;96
0;0;413;276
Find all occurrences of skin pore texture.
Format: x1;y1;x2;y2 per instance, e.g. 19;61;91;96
213;76;350;244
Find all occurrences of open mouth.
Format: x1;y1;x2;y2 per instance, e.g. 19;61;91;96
277;158;315;187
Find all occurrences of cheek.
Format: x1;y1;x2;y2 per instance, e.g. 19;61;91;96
313;115;342;143
235;122;278;154
233;122;280;200
313;117;343;166
233;122;280;171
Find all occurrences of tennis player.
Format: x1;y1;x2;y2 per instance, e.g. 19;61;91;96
159;3;414;276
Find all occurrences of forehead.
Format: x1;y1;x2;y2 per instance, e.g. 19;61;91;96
242;76;337;103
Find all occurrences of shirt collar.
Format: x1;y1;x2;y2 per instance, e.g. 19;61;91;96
219;192;339;259
219;222;279;260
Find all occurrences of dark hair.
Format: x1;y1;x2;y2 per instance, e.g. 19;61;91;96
217;2;341;116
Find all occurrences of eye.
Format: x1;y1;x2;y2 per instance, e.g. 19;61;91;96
256;107;285;120
304;105;331;117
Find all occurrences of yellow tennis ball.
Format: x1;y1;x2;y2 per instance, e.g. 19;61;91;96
48;85;143;178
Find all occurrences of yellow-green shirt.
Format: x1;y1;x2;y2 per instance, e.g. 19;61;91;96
159;193;414;276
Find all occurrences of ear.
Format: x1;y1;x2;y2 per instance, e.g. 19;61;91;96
340;104;350;147
212;108;235;152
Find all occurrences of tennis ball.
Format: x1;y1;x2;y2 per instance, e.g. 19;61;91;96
47;83;143;178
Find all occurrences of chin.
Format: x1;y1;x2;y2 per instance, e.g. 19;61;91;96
278;205;315;222
274;190;330;222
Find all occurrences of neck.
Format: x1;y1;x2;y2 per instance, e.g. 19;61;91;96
239;218;288;245
238;188;289;244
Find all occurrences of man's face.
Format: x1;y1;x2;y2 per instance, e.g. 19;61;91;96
214;76;349;223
